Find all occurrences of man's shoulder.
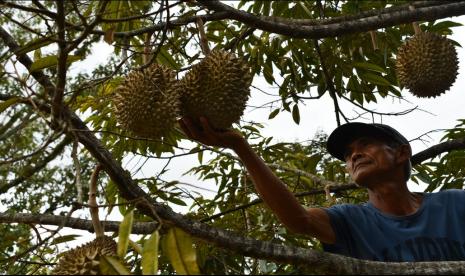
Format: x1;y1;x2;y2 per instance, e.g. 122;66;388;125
429;188;465;198
425;189;465;207
323;202;371;216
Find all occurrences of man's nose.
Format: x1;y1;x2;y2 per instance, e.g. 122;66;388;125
350;150;363;163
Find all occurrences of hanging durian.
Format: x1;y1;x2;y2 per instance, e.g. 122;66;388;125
112;63;180;138
52;236;117;275
179;19;253;130
179;50;253;130
396;22;459;98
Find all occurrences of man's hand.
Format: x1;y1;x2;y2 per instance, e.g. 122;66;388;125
179;117;245;150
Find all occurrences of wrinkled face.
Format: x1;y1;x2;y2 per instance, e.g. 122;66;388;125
344;136;401;187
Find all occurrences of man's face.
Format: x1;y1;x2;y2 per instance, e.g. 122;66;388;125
344;136;400;187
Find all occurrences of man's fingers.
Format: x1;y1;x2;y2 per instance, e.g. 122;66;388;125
178;119;192;137
179;118;200;140
199;116;215;133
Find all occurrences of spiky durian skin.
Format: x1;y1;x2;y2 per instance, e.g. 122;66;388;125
396;32;459;98
52;236;117;275
179;50;253;130
113;64;180;139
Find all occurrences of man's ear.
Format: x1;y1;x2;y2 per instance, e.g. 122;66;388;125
396;144;412;163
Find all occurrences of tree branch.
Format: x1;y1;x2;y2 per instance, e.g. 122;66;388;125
0;212;160;235
197;0;465;38
52;0;68;126
0;135;72;194
411;137;465;165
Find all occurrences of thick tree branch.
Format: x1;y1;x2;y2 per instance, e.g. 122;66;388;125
4;0;463;43
0;212;159;235
411;137;465;165
197;0;465;38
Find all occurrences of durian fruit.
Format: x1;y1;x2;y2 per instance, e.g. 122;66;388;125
179;50;253;130
113;64;180;139
396;32;459;98
52;236;117;275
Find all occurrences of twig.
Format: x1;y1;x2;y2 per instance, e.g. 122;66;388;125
71;137;83;204
89;164;104;237
196;16;210;55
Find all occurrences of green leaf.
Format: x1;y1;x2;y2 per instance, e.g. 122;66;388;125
14;36;55;56
156;48;180;70
99;256;131;275
167;197;187;206
242;125;259;133
197;150;203;164
263;61;274;84
360;72;391;86
353;62;387;74
33;49;42;61
117;209;134;258
142;230;160;275
0;97;21;113
429;20;463;33
292;104;300;125
29;55;82;72
162;227;200;275
50;234;81;245
268;108;280;119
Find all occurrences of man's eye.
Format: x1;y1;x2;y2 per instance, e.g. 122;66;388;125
343;151;351;160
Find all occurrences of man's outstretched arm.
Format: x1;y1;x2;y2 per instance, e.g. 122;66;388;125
179;117;336;244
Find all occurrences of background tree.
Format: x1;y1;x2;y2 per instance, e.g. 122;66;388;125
1;0;465;274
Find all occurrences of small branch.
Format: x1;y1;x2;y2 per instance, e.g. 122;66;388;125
196;17;210;55
313;39;344;126
0;135;72;194
89;164;104;237
369;31;379;51
0;131;60;165
0;212;159;234
201;182;358;222
137;0;170;70
52;0;68;126
71;138;83;204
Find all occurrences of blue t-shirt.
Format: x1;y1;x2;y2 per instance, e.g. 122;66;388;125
322;189;465;261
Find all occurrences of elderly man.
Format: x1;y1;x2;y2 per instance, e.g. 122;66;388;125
179;117;465;261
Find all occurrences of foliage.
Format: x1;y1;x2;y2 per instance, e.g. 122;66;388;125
0;0;464;275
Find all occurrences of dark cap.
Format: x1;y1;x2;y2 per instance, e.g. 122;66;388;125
326;122;410;161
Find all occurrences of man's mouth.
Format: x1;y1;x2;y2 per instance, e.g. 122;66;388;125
354;161;370;171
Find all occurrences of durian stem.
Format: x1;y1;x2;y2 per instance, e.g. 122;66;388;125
89;164;104;238
196;17;211;55
369;31;379;50
409;5;422;35
72;138;83;204
143;31;154;65
412;22;421;35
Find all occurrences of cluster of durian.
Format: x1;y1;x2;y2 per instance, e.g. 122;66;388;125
179;50;253;130
113;63;180;139
52;236;117;275
396;32;459;98
112;50;252;136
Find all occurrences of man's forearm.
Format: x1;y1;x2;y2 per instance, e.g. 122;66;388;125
232;139;312;234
